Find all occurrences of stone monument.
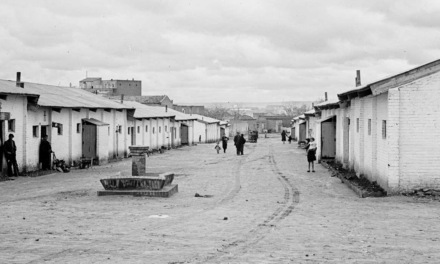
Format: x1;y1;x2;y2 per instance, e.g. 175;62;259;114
97;146;178;197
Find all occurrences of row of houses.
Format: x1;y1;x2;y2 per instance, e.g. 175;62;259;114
292;59;440;194
0;74;228;176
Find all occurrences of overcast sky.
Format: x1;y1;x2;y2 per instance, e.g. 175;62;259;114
1;0;440;103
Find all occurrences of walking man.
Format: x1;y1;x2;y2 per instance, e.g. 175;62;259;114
221;135;229;153
234;132;240;155
4;134;19;176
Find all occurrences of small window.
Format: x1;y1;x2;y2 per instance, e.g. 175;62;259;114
128;128;130;135
137;126;140;133
77;123;81;133
153;127;155;134
159;126;161;133
145;125;148;132
382;120;387;139
165;126;167;132
33;126;39;138
8;119;15;132
58;124;63;135
356;118;359;133
368;119;371;136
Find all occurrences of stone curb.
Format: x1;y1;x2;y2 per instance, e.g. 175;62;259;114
321;162;384;198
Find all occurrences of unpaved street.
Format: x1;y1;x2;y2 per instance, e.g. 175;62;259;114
1;135;440;264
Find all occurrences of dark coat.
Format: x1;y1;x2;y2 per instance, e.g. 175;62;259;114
281;131;286;141
4;139;17;157
237;136;246;147
222;136;228;149
39;140;52;161
234;135;240;146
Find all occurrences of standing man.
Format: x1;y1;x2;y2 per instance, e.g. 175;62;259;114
40;135;53;170
233;132;240;155
4;134;18;176
238;134;246;155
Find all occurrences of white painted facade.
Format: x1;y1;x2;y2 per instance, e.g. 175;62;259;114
315;62;440;193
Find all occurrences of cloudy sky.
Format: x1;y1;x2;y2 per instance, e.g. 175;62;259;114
1;0;440;103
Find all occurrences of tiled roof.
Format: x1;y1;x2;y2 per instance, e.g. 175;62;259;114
191;114;221;124
79;77;101;82
0;80;131;109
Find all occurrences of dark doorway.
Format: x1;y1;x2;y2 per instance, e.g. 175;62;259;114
321;116;337;159
82;122;97;158
299;123;306;142
220;127;225;137
0;121;3;173
41;125;48;138
181;124;189;145
130;127;135;146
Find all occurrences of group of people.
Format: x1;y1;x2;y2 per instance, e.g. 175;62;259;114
214;132;246;156
3;134;53;176
280;130;293;144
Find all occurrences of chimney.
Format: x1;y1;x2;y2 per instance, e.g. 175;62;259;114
165;105;168;112
16;72;24;88
325;92;328;101
121;94;124;104
355;70;361;87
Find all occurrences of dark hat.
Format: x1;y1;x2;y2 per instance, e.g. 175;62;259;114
8;133;14;138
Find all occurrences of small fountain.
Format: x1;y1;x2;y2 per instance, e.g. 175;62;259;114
97;146;178;197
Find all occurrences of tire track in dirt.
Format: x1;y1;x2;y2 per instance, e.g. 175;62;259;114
197;144;300;263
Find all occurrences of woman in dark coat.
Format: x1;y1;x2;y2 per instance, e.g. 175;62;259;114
281;130;286;144
40;135;53;170
221;135;229;153
237;134;246;155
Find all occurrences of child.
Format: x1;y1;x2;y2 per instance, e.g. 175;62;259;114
307;137;317;172
288;135;292;144
214;142;221;154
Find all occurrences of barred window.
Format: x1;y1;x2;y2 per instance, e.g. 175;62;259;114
8;119;15;132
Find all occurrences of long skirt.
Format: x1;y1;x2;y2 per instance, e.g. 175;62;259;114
307;149;316;162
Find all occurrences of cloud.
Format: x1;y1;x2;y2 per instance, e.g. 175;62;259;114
0;0;440;103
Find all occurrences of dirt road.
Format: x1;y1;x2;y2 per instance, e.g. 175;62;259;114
1;135;439;263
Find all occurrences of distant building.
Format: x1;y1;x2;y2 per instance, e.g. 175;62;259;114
173;105;205;115
80;78;142;96
107;95;174;109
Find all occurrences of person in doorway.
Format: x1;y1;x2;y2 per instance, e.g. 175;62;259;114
40;135;53;170
214;142;221;154
221;135;229;153
233;132;240;155
307;137;317;172
238;134;246;155
281;130;286;144
4;134;19;176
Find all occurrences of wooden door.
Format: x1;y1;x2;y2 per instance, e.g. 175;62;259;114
130;127;135;146
181;125;189;144
82;123;97;158
299;123;306;141
321;119;336;158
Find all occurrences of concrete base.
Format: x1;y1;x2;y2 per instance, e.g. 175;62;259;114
97;184;178;197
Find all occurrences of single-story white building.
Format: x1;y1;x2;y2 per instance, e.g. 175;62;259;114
315;59;440;193
0;74;133;174
192;114;221;143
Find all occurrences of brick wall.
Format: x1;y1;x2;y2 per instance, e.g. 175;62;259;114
392;72;440;191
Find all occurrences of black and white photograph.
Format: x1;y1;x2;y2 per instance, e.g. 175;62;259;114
1;0;440;263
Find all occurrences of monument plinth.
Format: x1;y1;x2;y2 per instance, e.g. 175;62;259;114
97;146;178;197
